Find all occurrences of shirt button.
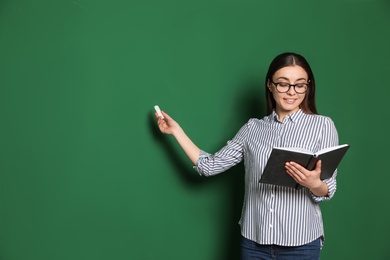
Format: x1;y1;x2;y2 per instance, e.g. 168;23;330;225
269;224;273;228
270;208;274;213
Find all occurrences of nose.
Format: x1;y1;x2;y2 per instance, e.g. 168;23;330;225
286;86;296;95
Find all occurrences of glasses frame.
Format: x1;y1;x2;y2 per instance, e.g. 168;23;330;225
271;80;309;94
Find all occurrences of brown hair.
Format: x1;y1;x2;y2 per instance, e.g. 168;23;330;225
265;52;318;115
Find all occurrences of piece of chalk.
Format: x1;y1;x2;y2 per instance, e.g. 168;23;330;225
154;105;164;118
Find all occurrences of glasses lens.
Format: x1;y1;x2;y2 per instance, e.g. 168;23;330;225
294;83;308;94
276;82;290;93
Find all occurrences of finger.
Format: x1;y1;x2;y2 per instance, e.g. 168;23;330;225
288;161;305;172
285;162;305;181
161;111;173;120
285;163;299;177
315;160;322;171
157;118;167;127
285;163;300;175
286;168;302;183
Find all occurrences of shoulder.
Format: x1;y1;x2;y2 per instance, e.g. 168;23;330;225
302;113;335;125
246;114;272;127
301;113;338;134
236;115;273;135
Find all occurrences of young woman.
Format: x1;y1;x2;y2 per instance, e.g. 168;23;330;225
155;52;339;260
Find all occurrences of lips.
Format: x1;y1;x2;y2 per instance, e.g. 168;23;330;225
284;98;297;104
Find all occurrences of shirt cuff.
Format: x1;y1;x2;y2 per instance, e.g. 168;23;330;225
193;150;211;175
310;178;335;202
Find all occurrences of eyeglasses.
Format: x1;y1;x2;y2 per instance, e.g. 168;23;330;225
271;80;308;94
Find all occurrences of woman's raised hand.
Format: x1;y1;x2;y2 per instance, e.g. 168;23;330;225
155;110;200;165
155;111;181;135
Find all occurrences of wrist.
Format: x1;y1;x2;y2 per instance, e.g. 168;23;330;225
310;180;323;190
309;181;328;197
171;125;184;138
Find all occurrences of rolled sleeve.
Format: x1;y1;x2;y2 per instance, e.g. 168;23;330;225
310;117;339;203
310;171;337;202
193;150;212;176
192;122;248;177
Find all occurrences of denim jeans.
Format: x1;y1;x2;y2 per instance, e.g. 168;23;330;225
241;236;321;260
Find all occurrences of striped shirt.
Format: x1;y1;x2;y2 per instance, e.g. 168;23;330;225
194;109;339;246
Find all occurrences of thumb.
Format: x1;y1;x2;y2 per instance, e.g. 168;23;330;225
315;160;322;171
161;111;172;120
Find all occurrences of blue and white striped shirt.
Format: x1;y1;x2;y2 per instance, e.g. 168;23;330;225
194;109;339;246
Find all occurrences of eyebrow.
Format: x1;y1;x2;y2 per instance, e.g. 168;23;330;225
275;77;308;81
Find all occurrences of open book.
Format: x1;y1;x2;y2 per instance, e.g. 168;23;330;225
259;144;350;189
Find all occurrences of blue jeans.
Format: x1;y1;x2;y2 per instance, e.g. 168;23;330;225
241;236;321;260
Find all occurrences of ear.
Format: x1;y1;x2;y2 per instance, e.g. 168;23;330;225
267;79;272;92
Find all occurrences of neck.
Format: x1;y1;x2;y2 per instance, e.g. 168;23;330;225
275;108;300;122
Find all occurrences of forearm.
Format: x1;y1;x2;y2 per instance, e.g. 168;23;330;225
172;127;200;165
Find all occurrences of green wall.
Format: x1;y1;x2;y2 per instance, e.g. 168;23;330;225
1;0;389;259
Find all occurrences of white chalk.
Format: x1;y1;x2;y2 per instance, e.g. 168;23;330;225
154;105;164;119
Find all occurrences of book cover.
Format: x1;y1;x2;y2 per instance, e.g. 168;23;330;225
259;144;350;189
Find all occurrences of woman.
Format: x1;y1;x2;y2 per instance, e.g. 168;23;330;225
155;52;339;260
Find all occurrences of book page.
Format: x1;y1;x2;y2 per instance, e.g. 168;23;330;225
315;144;350;156
274;146;313;155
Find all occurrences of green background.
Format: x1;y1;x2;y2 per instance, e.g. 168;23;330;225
1;0;389;259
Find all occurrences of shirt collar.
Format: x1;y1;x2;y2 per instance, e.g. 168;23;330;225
271;109;304;123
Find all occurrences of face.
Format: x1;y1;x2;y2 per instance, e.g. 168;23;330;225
267;65;309;121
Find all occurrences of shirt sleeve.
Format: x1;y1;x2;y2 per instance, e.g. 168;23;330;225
193;120;250;177
310;117;339;202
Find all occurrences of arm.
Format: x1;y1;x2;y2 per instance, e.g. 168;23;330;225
156;110;246;176
285;117;339;198
156;111;200;165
